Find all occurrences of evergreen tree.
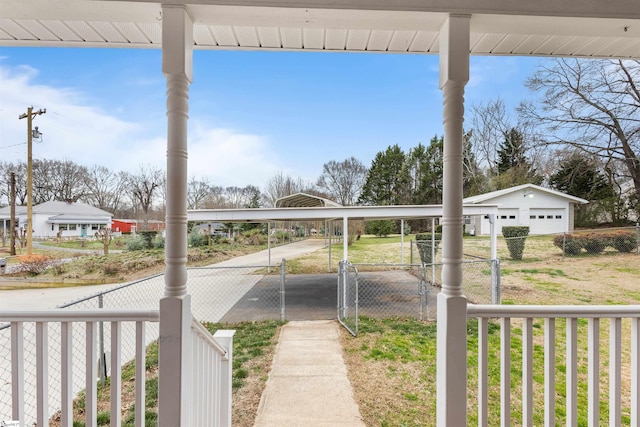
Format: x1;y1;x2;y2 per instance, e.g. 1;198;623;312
358;144;409;205
550;152;617;226
493;128;542;189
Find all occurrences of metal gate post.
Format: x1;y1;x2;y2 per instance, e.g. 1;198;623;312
491;259;501;304
280;258;286;322
98;294;106;386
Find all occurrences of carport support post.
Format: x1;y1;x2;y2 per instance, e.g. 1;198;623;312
400;219;405;263
343;216;348;261
436;14;469;427
158;5;193;426
267;222;271;273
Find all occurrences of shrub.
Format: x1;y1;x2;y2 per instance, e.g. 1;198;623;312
126;236;146;251
553;234;582;255
16;255;57;276
152;234;165;249
102;262;122;276
365;220;396;237
415;233;441;264
502;226;529;260
242;229;266;245
578;233;606;254
139;231;157;249
610;231;637;253
188;230;206;247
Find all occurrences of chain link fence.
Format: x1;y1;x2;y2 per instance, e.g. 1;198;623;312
338;261;358;336
0;264;284;424
410;225;640;264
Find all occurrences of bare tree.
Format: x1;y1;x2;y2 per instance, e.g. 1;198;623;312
187;176;214;209
262;171;314;207
129;165;164;228
521;58;640;205
469;99;546;188
316;157;368;206
468;99;511;174
84;165;128;212
0;162;27;205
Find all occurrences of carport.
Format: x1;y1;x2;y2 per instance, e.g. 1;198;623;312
188;201;501;265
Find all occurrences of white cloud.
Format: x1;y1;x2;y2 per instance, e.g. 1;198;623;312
0;63;281;189
187;121;281;188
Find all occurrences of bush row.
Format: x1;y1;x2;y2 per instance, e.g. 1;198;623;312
553;231;637;255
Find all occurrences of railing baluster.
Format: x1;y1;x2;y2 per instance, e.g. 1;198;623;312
111;321;122;426
86;321;98;427
61;322;73;427
632;318;639;427
500;317;511;427
544;318;555;427
11;321;25;423
588;318;600;427
522;317;533;427
566;318;578;427
135;321;146;427
478;317;488;427
36;321;49;426
610;318;622;427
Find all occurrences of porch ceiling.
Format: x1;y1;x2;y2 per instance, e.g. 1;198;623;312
1;1;640;59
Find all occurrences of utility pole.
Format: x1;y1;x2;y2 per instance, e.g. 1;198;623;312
10;172;16;256
18;106;46;256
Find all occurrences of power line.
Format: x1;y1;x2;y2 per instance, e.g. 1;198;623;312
0;142;27;150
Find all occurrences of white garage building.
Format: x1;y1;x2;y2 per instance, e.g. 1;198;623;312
463;183;588;236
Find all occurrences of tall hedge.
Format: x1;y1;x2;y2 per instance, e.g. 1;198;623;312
415;233;441;264
502;226;529;260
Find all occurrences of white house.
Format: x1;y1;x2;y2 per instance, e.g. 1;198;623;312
0;201;113;239
463;183;588;235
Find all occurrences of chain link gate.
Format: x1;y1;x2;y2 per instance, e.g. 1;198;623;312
337;260;358;336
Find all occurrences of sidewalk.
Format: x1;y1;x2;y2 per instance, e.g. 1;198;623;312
253;320;366;427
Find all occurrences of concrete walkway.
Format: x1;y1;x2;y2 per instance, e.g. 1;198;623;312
253;320;366;427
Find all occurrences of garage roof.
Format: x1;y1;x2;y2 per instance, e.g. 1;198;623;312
463;183;589;205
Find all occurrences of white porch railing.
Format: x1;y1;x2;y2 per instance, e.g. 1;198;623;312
1;309;158;427
190;318;235;427
467;304;640;427
1;310;234;427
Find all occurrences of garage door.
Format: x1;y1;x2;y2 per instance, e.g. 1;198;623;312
529;208;565;234
496;209;519;233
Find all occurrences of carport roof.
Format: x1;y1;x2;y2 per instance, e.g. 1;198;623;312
188;204;499;223
276;193;342;208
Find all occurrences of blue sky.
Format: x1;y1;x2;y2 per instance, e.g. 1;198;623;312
0;47;544;188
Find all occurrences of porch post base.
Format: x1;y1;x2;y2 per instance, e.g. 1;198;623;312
158;294;192;427
436;292;468;427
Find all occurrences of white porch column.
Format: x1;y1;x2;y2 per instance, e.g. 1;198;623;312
436;14;470;427
158;5;193;427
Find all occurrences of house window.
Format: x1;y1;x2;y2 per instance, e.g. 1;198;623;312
68;224;77;231
500;215;507;219
464;216;471;225
91;224;100;230
547;215;553;219
556;215;562;219
509;215;516;219
530;215;536;219
538;215;545;219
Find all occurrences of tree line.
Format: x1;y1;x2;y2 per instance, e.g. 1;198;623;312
1;58;639;228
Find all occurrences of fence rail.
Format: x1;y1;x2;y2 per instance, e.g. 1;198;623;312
467;304;640;427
